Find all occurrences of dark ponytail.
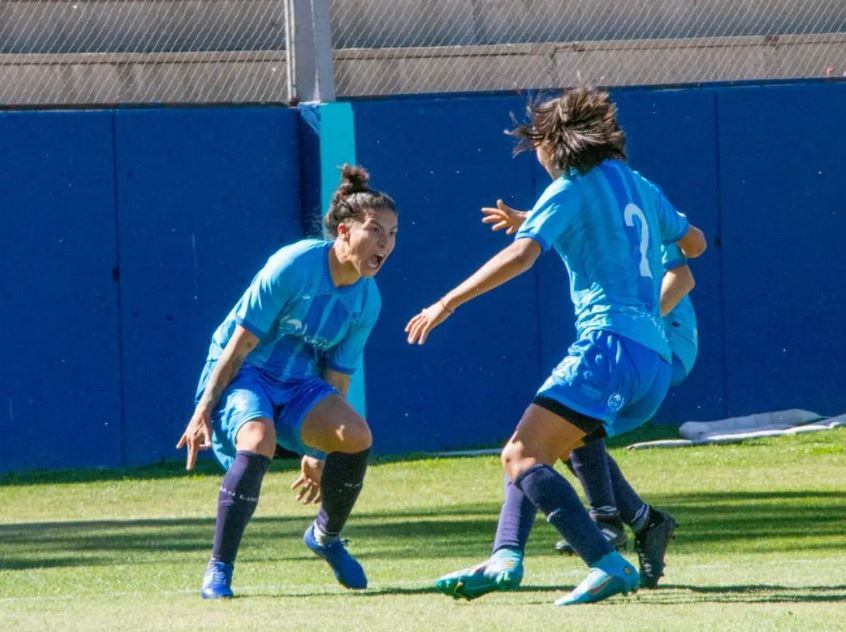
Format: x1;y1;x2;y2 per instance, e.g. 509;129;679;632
323;164;397;238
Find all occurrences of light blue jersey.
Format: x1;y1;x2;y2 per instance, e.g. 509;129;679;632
661;244;698;380
516;159;689;361
206;239;381;380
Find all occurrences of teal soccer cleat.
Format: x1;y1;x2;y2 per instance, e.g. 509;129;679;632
554;554;639;606
435;548;524;600
303;524;368;589
200;559;234;600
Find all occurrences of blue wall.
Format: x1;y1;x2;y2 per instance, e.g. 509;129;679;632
1;107;303;471
3;81;846;471
352;82;846;454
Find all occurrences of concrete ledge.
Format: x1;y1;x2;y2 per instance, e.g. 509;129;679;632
0;32;844;105
334;32;846;95
0;51;289;105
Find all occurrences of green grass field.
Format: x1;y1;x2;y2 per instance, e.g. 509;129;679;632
2;428;845;631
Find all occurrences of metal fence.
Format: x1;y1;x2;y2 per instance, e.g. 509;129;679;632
331;0;846;97
0;0;290;105
1;0;845;106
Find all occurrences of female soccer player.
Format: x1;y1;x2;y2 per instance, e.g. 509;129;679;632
177;165;398;599
406;86;706;606
483;202;698;587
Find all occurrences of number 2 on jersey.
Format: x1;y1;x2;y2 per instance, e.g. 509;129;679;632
624;203;653;279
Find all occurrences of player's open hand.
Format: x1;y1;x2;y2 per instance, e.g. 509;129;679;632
405;299;453;345
291;456;324;504
481;199;527;235
176;407;213;471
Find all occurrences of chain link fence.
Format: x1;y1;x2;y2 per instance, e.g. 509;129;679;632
0;0;289;106
1;0;845;106
331;0;846;97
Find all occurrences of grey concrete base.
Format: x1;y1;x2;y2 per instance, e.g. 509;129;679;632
0;51;289;105
0;33;844;106
334;32;846;97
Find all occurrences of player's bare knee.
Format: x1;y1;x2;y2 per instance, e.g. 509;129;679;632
342;419;372;452
236;419;276;459
500;442;522;475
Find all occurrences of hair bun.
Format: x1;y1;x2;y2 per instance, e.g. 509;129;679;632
338;164;370;195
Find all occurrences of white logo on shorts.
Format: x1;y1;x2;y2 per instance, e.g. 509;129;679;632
231;393;251;413
607;393;624;412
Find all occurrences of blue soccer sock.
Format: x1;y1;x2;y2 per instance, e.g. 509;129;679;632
212;450;270;564
569;440;621;522
606;454;651;532
492;477;537;554
514;464;613;565
315;448;370;540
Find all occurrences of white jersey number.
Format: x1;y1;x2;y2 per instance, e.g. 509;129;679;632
624;203;653;279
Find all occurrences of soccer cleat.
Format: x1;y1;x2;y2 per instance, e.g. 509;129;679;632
303;524;368;589
554;557;639;606
200;559;234;599
555;517;628;555
434;548;524;600
634;509;677;589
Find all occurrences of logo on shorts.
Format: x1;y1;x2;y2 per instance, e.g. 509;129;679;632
607;393;624;411
231;393;251;413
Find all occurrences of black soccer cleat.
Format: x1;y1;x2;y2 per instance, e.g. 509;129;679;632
634;509;677;589
555;517;628;555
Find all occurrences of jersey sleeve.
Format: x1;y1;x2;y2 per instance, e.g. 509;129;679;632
661;243;687;271
325;285;382;375
234;249;303;340
652;187;690;244
514;179;580;252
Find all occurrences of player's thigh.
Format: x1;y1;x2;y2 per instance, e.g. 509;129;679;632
300;394;372;454
501;403;587;480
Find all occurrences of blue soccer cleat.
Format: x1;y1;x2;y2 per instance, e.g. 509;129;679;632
201;559;234;600
554;554;639;606
303;524;368;589
435;548;524;600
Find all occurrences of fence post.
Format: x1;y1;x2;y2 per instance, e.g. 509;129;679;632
286;0;336;103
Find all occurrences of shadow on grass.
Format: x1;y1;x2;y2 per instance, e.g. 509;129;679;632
2;488;844;573
643;583;846;604
0;424;683;487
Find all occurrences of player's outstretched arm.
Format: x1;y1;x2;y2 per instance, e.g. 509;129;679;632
405;238;541;345
481;199;528;235
176;325;258;470
660;265;695;317
678;224;707;259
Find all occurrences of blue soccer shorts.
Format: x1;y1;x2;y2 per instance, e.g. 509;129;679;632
195;362;337;470
534;330;672;437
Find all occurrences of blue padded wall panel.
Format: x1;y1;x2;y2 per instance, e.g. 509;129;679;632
352;96;542;454
717;83;846;417
0;110;122;471
114;107;303;465
613;88;725;422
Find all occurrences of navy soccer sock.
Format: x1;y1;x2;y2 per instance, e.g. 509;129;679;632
606;454;651;532
514;464;613;565
315;448;370;538
492;478;537;554
569;440;622;523
212;450;270;564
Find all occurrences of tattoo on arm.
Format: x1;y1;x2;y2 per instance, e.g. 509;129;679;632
197;333;258;415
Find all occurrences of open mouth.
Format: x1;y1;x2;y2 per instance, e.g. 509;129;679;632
368;254;385;270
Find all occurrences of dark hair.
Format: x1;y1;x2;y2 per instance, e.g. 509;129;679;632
323;164;397;238
508;86;626;174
